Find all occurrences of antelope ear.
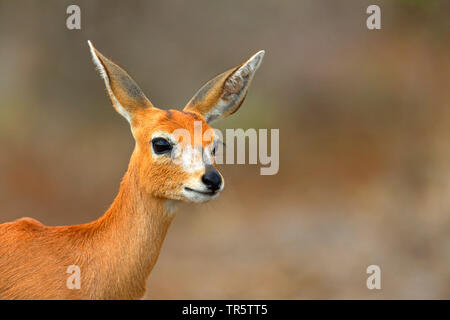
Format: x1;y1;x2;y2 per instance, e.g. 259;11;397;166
183;50;265;123
88;40;154;122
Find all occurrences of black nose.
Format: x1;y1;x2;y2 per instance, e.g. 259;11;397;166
202;166;222;192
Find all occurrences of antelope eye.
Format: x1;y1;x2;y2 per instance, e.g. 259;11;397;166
151;137;172;154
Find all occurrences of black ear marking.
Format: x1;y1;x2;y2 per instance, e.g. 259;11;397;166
181;111;201;121
117;72;145;100
164;110;173;120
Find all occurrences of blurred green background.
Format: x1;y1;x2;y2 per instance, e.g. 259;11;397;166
0;0;449;298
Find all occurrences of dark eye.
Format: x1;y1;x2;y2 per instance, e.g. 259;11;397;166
211;146;216;156
151;137;172;154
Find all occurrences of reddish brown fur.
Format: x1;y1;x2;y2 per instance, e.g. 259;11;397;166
0;109;211;300
0;42;262;299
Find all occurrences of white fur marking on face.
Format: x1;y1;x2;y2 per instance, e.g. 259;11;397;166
176;139;217;172
151;132;217;174
151;132;204;173
150;131;223;203
87;40;131;123
179;144;204;173
181;184;221;203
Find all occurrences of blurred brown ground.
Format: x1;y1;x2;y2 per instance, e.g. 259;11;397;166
0;0;449;299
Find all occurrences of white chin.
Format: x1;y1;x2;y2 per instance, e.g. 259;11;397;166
182;188;220;203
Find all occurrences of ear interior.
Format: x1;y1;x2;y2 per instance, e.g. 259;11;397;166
184;50;264;123
88;40;153;122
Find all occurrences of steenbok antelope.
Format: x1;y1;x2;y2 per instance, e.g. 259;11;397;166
0;41;264;299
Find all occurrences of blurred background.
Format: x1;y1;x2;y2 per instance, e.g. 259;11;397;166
0;0;449;299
